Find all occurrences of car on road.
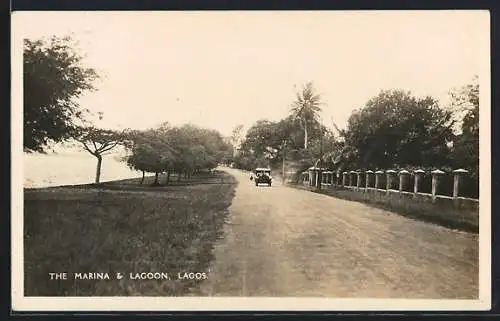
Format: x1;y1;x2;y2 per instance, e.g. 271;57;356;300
253;168;272;186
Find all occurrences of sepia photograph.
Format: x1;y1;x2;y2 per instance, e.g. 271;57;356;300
12;10;490;311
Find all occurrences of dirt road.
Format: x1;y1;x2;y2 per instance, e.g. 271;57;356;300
198;168;478;299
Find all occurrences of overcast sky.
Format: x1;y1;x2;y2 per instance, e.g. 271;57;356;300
14;10;488;139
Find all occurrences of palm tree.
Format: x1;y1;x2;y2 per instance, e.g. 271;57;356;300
290;82;323;149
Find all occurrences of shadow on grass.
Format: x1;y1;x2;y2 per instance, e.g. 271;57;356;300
24;171;238;296
290;184;478;234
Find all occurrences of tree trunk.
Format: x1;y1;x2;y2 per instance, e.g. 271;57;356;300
140;170;145;184
177;172;181;182
165;171;171;185
153;172;159;185
95;155;102;184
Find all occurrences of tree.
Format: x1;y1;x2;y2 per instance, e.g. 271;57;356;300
125;146;149;184
229;124;245;157
241;120;281;158
125;127;180;185
450;77;479;179
342;89;455;169
24;36;99;153
290;82;323;149
124;124;231;185
74;126;126;183
182;125;232;173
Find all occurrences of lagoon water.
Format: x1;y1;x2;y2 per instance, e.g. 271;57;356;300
23;152;142;188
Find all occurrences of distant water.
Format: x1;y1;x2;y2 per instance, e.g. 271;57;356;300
23;153;142;188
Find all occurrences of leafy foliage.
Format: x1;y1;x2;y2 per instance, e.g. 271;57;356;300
73;126;128;183
290;82;324;149
124;124;232;185
450;77;479;179
24;36;99;153
341;89;455;169
229;124;245;155
234;115;338;171
75;126;124;157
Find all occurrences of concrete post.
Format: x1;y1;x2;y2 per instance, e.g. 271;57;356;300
398;169;410;192
386;170;397;193
453;169;469;198
431;169;445;200
349;171;355;187
413;169;425;195
366;170;373;189
356;171;362;190
375;170;384;189
342;172;347;186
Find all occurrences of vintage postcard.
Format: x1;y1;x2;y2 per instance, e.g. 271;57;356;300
12;10;491;311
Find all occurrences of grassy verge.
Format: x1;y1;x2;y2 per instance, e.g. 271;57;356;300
24;170;237;296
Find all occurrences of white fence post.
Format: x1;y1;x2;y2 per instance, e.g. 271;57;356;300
413;169;425;195
349;171;355;187
366;170;373;189
453;169;469;198
431;169;445;201
375;170;384;189
398;169;410;192
386;170;397;194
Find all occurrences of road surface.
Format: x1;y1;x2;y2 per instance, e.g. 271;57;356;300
198;168;479;298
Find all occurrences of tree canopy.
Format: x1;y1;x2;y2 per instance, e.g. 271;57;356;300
341;89;455;169
449;77;479;179
124;123;232;185
74;126;129;183
290;82;324;149
23;36;99;153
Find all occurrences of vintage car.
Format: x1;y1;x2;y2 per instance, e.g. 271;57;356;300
253;167;272;186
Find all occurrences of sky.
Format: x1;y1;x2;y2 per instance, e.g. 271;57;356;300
13;10;488;140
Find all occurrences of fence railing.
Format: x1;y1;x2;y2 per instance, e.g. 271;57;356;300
300;167;479;202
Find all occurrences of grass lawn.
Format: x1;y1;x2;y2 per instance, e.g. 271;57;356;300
24;170;237;296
